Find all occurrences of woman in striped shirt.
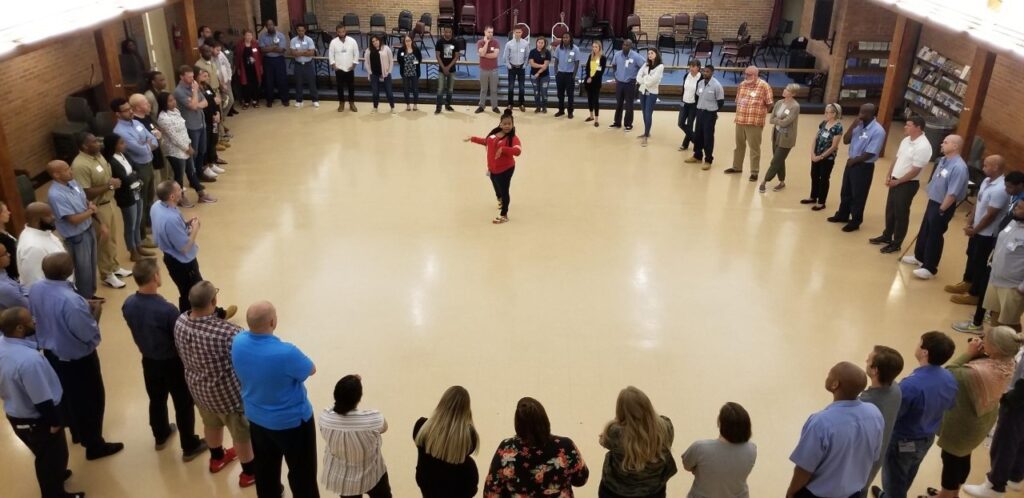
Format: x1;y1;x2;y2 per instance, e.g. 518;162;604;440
319;375;391;497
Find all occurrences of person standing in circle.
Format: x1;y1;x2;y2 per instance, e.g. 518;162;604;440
465;110;522;225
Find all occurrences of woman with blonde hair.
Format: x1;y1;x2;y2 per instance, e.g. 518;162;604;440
413;386;479;498
931;326;1022;498
803;103;844;210
599;386;676;498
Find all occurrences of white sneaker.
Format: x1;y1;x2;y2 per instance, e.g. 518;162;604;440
1009;480;1023;491
901;256;923;266
113;267;133;278
913;268;936;280
295;102;303;108
211;165;226;174
963;481;1002;498
103;274;126;289
203;168;218;178
312;102;320;108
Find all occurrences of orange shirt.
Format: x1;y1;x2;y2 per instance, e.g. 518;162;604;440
734;78;774;127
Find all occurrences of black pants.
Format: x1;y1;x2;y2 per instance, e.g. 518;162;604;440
555;72;574;113
335;69;356;103
692;109;717;162
250;417;320;498
507;66;526;107
341;472;393;498
293;62;319;103
794;487;859;498
163;254;202;313
989;401;1024;492
835;162;875;226
8;416;70;498
964;235;997;295
585;78;601;115
263;57;289;106
940;450;971;491
598;482;665;498
204;124;219;166
882;180;920;246
44;351;106;450
142;357;201;451
914;200;957;274
678;102;697;147
167;156;204;193
490;167;515;217
613;81;637;127
242;66;260;103
809;158;836;204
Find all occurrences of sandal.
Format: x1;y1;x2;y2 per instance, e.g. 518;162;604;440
492;216;509;224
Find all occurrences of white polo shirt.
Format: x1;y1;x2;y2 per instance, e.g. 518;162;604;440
17;227;70;287
682;71;701;104
891;135;932;181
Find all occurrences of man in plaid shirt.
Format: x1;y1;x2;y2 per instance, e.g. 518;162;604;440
174;280;256;487
724;65;774;182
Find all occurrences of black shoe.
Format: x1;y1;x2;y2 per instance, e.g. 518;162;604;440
533;108;541;113
86;442;125;460
445;105;455;111
474;107;485;113
64;469;73;481
155;423;177;450
800;198;816;204
609;123;621;128
492;107;500;113
435;107;442;114
869;235;892;245
826;216;848;223
842;223;860;232
871;485;883;498
554;111;565;117
182;438;208;462
880;244;901;254
748;174;758;182
625;125;633;131
567;112;574;119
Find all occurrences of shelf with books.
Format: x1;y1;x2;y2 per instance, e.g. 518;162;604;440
903;45;969;120
839;41;891;105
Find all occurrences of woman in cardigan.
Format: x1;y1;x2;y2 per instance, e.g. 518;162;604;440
637;49;664;147
760;83;801;193
364;35;395;113
234;29;263;109
598;387;677;498
156;92;214;205
582;41;606;128
932;326;1022;498
397;34;423;112
102;134;147;262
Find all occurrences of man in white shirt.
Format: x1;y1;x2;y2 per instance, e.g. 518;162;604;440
328;24;360;112
677;59;702;151
17;203;69;288
946;155;1009;305
870;115;932;254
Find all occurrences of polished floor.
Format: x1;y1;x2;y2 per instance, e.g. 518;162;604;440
2;102;995;497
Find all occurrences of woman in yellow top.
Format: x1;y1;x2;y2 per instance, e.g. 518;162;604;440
582;41;606;128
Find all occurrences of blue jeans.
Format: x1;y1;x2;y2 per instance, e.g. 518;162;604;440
63;229;97;298
531;74;549;109
121;201;143;251
880;436;934;498
436;71;455;106
402;75;420;104
640;92;657;137
370;75;395;109
186;128;206;171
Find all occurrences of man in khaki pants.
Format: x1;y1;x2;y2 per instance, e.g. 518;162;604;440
70;134;132;289
724;65;774;182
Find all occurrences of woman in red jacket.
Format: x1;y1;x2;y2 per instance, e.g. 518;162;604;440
234;29;263;108
466;109;522;224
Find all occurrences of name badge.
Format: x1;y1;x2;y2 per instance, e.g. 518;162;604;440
274;37;280;43
597;65;602;70
783;109;791;115
625;60;632;66
520;48;525;53
821;130;831;138
135;124;144;132
750;91;757;97
130;180;142;190
489;47;495;51
488;134;496;139
860;133;869;140
697;88;703;94
414;60;419;64
940;169;949;178
95;165;104;173
569;51;575;56
252;47;258;53
1004;225;1014;233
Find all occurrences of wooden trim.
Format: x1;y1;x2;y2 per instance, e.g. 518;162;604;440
0;119;26;233
95;23;125;104
877;15;921;158
957;48;997;152
180;0;200;64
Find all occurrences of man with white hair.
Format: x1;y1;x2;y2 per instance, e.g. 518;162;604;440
724;65;773;182
902;134;970;280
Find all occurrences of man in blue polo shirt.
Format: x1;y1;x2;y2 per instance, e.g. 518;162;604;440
290;24;319;108
46;159;105;300
787;361;884;498
610;38;646;131
552;33;580;119
259;19;290;107
902;134;970;280
232;301;318;498
872;331;957;498
829;103;886;233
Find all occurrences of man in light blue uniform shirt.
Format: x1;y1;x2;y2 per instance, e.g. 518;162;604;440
0;306;84;498
29;252;123;460
258;19;290;107
0;245;28;310
552;33;579;118
232;301;318;498
610;38;646;130
290;24;319;108
786;362;884;498
45;159;100;300
502;26;530;110
830;103;886;232
903;134;970;279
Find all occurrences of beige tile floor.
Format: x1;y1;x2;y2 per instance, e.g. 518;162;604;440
1;103;998;497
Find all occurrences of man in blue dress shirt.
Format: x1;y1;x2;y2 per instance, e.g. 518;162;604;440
29;252;123;460
873;331;957;498
0;245;28;310
259;19;290;107
552;33;580;119
609;38;646;131
901;135;970;280
829;104;887;233
0;306;84;498
232;301;318;498
787;361;884;498
502;26;530;111
46;159;104;300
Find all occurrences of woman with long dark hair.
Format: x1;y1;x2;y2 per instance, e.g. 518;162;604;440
102;134;149;261
364;35;395;113
637;48;664;147
465;109;522;224
320;375;392;498
397;34;422;111
528;37;551;113
234;29;263;108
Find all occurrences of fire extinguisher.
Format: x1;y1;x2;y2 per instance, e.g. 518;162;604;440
172;24;182;49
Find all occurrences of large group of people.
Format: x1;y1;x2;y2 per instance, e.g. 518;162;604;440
1;22;1023;498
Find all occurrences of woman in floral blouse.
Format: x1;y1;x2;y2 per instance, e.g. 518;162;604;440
484;397;589;498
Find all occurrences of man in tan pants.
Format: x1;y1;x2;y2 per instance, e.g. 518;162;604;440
70;133;132;289
724;66;774;182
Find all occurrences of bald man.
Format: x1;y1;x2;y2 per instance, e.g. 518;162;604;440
901;134;969;280
724;65;773;181
17;202;67;288
946;155;1009;305
787;362;884;498
46;158;102;299
231;301;318;498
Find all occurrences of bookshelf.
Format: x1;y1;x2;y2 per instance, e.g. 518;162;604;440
902;45;971;119
838;41;891;106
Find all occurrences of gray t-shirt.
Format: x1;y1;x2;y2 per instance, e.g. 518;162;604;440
859;385;902;461
681;439;757;498
173;82;206;131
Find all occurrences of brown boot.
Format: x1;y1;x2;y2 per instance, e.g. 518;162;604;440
349;102;358;112
137;246;156;257
337;102;344;112
944;281;971;294
951;294;980;305
130;249;143;262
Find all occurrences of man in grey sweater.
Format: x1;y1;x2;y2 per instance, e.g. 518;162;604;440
862;346;905;497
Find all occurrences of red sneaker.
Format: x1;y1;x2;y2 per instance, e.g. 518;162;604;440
238;472;255;488
209;447;237;473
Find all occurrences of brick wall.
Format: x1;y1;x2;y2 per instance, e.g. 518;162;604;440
633;1;774;41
